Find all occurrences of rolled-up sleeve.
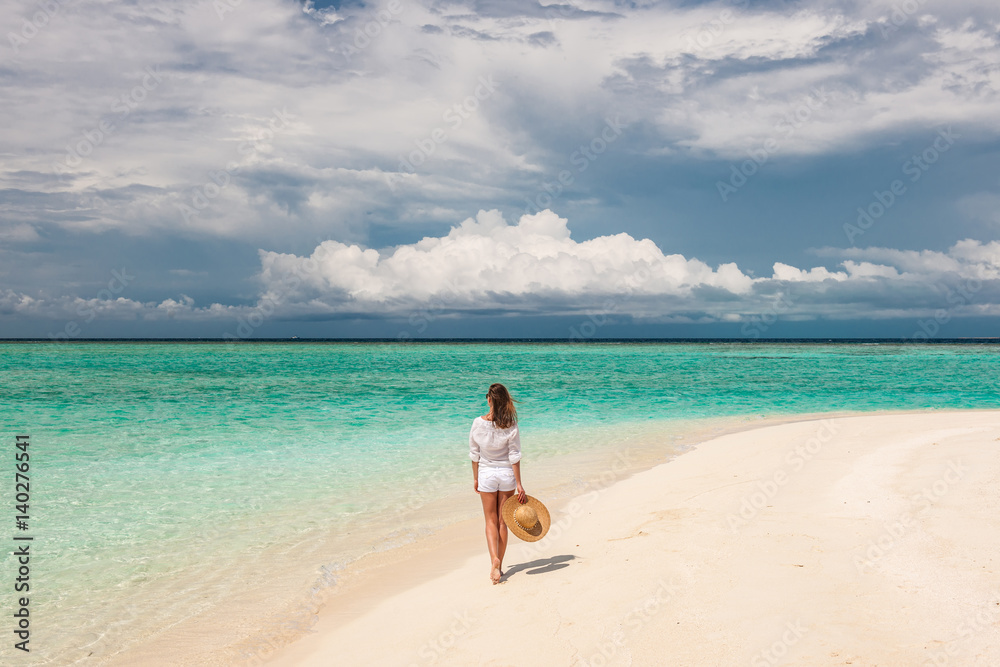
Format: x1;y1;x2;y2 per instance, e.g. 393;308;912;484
469;423;480;462
507;425;521;464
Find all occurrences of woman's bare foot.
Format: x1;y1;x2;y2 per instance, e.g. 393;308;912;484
491;558;502;584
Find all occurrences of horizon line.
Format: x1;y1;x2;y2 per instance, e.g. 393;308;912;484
3;337;1000;344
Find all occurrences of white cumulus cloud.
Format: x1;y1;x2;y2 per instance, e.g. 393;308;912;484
245;209;1000;321
2;210;999;328
256;209;756;313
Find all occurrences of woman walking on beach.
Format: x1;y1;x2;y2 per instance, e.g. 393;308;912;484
470;383;527;584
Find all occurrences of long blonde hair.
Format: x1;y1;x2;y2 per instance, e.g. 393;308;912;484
487;383;517;429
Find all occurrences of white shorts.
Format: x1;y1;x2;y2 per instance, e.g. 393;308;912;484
478;466;516;493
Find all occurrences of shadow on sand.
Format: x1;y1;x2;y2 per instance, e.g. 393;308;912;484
501;554;575;582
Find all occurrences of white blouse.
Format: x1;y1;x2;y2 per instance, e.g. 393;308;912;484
469;416;522;469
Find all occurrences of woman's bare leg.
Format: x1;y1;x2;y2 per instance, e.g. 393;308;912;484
479;491;502;583
496;489;514;574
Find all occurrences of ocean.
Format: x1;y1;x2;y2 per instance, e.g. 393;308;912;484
2;340;998;664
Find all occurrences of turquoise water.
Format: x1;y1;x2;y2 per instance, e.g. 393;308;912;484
1;341;998;663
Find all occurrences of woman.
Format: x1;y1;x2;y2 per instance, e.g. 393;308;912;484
469;383;527;584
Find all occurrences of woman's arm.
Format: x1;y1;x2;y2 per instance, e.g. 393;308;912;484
508;425;525;503
512;461;526;503
470;422;481;493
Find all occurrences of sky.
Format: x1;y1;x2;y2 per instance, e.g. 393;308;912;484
1;0;999;339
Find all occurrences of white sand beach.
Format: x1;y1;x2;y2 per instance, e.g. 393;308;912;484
262;410;1000;667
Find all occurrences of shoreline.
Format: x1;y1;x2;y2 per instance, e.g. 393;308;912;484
97;409;758;665
95;407;1000;665
260;408;1000;667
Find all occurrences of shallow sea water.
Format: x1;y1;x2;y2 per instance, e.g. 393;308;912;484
1;341;998;663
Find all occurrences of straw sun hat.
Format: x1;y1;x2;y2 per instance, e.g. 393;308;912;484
501;495;551;542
